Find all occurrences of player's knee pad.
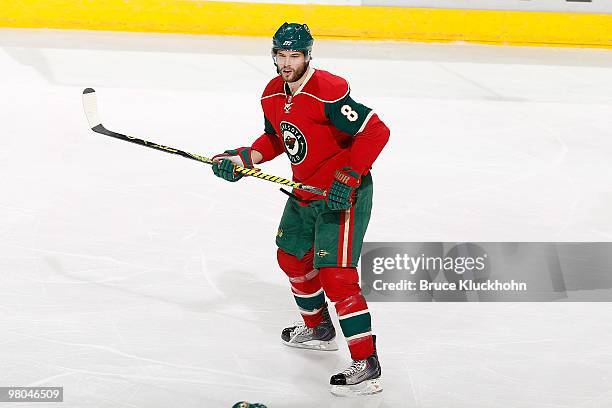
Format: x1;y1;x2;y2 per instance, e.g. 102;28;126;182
277;248;314;278
277;248;319;293
318;267;362;304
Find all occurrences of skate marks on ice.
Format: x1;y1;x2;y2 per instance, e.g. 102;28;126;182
1;249;307;402
9;334;298;396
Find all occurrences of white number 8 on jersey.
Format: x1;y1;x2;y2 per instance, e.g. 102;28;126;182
341;104;359;122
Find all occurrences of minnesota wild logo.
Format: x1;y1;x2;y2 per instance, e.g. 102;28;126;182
280;121;307;164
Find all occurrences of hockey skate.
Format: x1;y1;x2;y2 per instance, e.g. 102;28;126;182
281;307;338;351
330;336;382;396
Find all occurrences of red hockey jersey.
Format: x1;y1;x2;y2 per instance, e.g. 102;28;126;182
251;68;389;202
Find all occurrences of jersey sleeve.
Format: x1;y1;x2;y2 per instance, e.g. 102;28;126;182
264;115;276;135
251;115;284;164
324;91;389;174
348;113;390;174
324;93;373;136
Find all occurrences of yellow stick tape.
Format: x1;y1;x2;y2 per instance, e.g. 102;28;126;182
0;1;610;48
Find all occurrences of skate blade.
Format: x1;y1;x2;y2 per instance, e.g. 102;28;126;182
331;378;383;397
282;338;339;351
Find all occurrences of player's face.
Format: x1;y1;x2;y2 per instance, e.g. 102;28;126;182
275;50;309;83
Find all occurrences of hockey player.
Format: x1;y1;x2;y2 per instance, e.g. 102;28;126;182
211;22;389;396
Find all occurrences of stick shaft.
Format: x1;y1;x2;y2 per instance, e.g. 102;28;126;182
83;89;326;197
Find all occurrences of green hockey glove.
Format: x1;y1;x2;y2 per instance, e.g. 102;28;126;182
212;147;254;182
327;167;361;210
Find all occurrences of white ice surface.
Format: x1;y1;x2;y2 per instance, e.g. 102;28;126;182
0;29;611;407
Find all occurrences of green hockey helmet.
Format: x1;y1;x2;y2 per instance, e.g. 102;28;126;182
272;22;314;58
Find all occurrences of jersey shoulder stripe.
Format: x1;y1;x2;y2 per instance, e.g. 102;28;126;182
300;69;350;103
261;76;285;100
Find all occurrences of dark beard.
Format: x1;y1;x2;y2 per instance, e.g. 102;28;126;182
279;62;309;83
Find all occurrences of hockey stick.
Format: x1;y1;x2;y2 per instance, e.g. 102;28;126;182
82;88;326;197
